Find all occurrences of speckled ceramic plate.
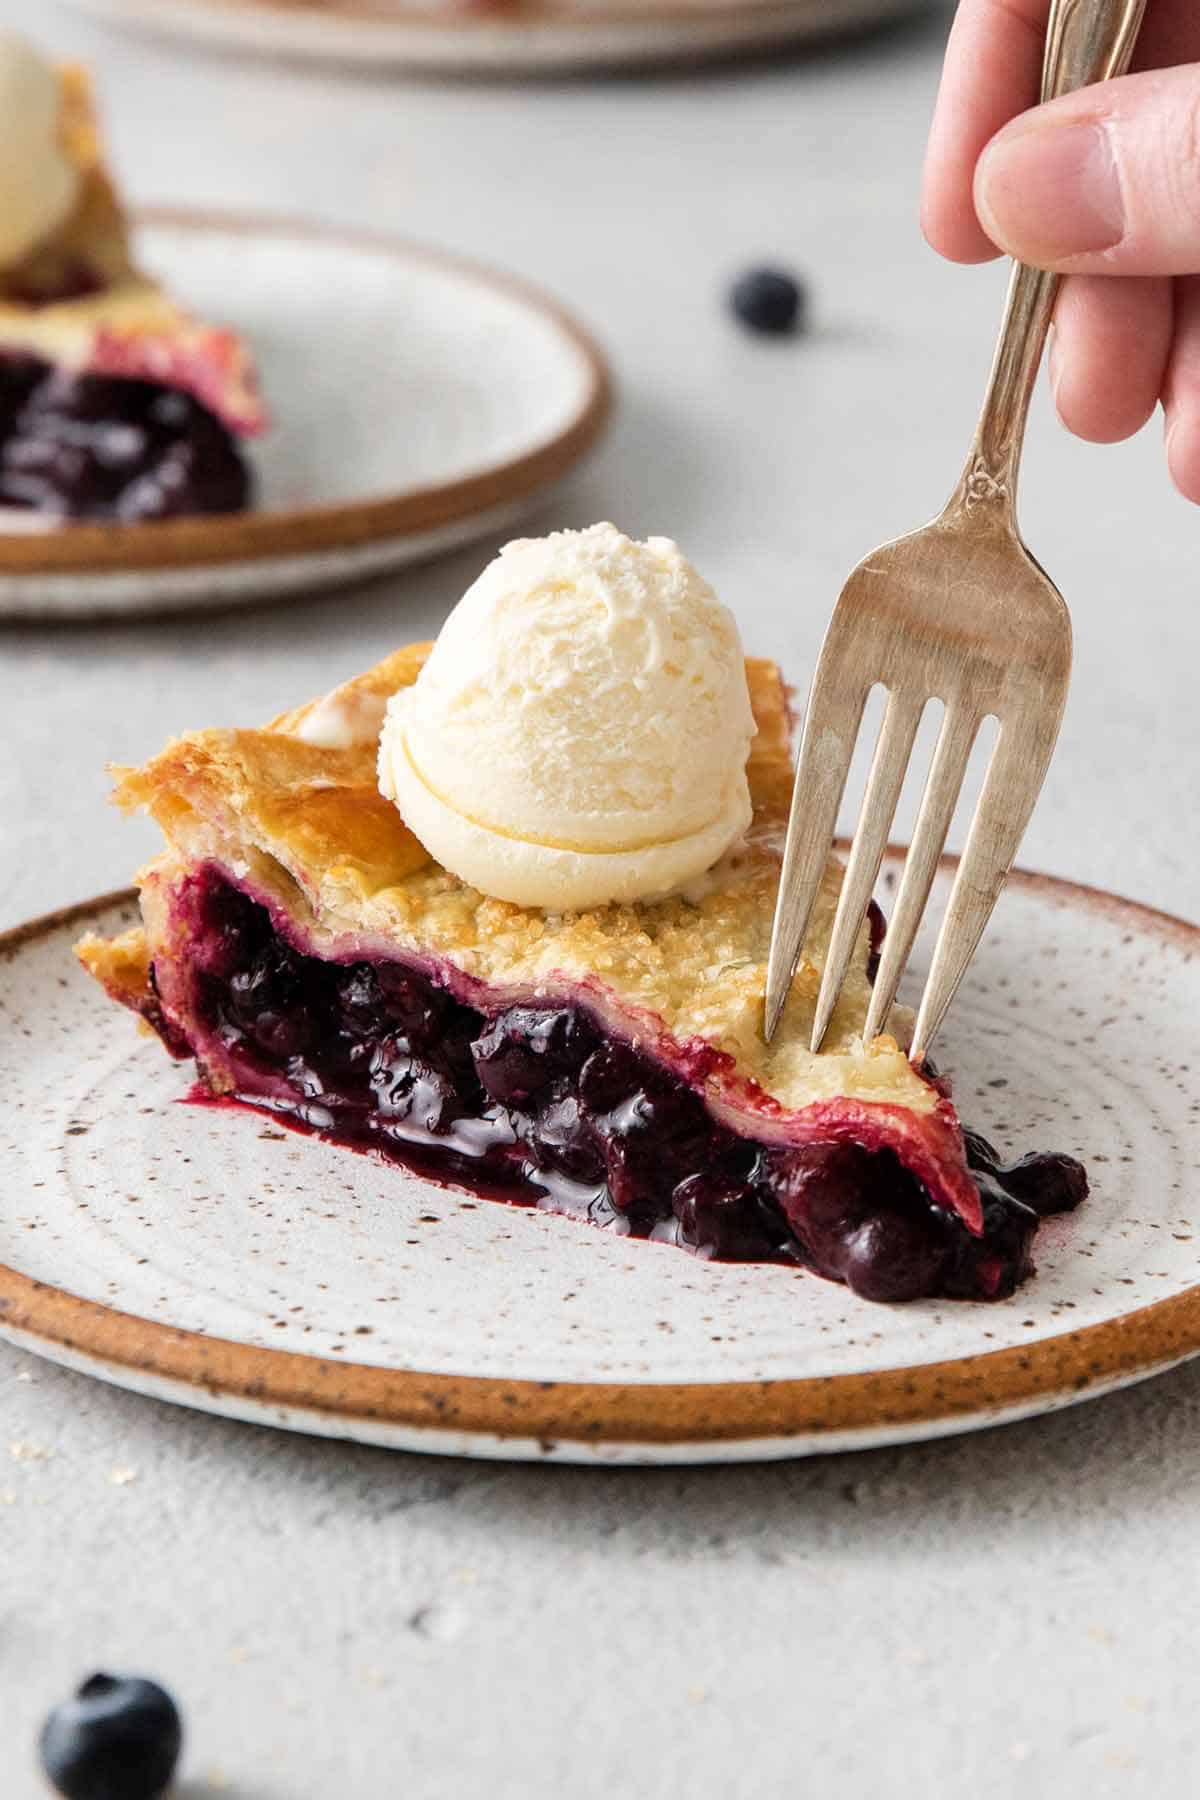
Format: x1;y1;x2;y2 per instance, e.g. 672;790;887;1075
1;854;1197;1465
61;0;935;76
0;211;610;621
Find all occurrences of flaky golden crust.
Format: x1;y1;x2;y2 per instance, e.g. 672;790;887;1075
76;923;151;1008
80;646;935;1126
0;66;265;436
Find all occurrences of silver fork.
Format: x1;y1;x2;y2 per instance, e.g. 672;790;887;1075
763;0;1146;1064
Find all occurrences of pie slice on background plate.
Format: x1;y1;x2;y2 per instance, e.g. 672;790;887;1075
77;645;1086;1305
0;57;264;522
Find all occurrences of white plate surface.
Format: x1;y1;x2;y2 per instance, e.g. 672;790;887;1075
0;214;609;618
0;857;1197;1462
61;0;936;76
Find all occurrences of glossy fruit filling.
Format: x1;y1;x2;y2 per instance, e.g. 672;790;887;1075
154;869;1086;1304
0;352;250;520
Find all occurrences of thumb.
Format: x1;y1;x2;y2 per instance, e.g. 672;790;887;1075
974;65;1200;276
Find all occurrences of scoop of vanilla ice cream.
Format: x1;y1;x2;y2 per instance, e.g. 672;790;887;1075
0;33;80;269
378;523;757;910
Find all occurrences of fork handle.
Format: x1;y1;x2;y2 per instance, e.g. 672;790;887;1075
949;0;1148;521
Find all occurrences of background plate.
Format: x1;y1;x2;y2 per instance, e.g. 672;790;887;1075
0;854;1197;1464
0;211;610;620
61;0;938;76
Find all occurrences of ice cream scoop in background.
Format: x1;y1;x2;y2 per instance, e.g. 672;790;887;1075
378;523;757;910
0;33;80;269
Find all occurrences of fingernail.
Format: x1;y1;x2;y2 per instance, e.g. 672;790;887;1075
977;121;1125;262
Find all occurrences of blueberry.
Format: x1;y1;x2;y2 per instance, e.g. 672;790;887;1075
472;1006;598;1108
39;1673;182;1800
991;1149;1088;1217
960;1127;1088;1218
248;1003;316;1060
378;963;444;1031
838;1210;948;1303
769;1142;877;1267
525;1093;606;1185
577;1045;713;1212
673;1163;783;1261
729;266;807;336
335;960;448;1048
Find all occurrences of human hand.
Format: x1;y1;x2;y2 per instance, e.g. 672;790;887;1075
922;1;1200;500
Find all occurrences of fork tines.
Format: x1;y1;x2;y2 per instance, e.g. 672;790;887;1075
764;604;1066;1064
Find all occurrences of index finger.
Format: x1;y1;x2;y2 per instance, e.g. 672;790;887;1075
922;0;1051;265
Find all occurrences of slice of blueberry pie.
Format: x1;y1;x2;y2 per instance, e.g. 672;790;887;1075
0;38;264;522
77;526;1085;1303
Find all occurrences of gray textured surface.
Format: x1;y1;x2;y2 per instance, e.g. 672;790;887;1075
2;2;1199;1793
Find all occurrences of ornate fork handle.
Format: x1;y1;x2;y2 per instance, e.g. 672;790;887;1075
953;0;1149;519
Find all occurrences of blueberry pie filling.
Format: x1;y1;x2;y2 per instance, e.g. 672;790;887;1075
0;352;250;520
128;862;1080;1307
78;644;1086;1306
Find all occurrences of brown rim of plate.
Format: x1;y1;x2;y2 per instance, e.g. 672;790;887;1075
0;208;613;578
217;0;906;27
1;858;1197;1451
95;0;919;37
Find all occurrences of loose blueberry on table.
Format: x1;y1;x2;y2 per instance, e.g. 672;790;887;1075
39;1673;182;1800
729;266;808;336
